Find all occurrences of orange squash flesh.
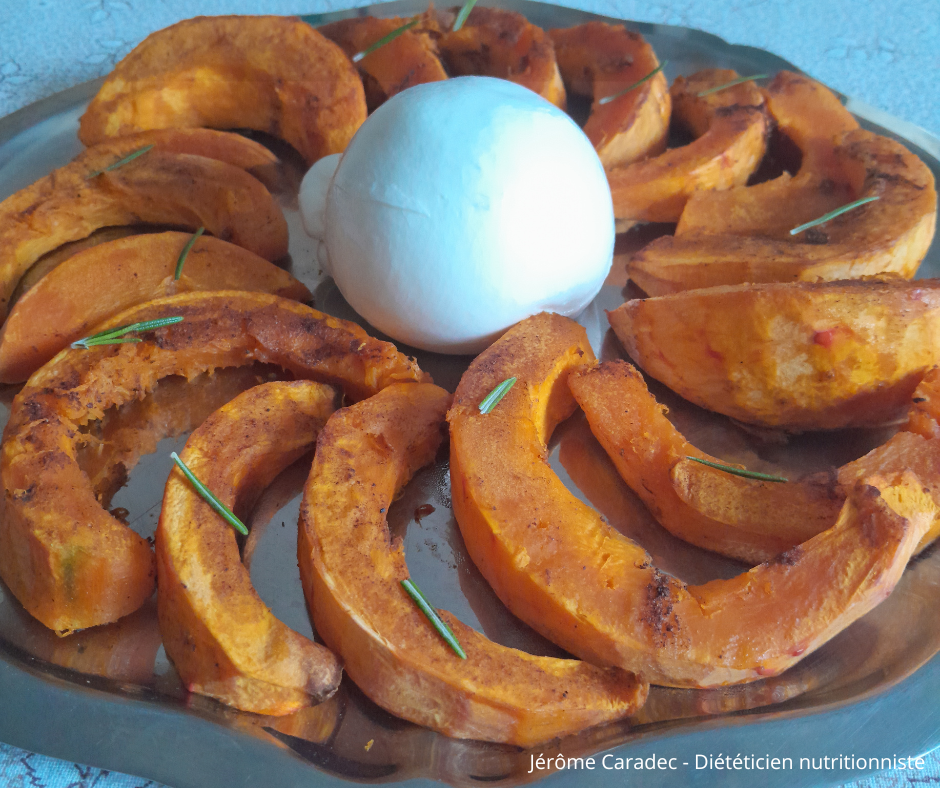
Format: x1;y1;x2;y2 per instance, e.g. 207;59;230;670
0;231;310;383
299;382;647;744
448;313;933;687
607;69;768;223
569;359;843;563
320;14;448;112
608;278;940;430
0;143;289;322
0;291;429;635
629;129;937;295
676;71;859;238
437;7;566;109
158;381;342;715
549;23;670;168
79;15;366;165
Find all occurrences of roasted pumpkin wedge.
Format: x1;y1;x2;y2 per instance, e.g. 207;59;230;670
299;382;647;744
676;71;859;238
448;313;933;686
158;381;342;715
606;69;768;224
320;13;448;112
79;15;366;165
0;143;289;322
0;232;310;383
609;278;940;430
437;7;566;108
549;23;670;168
0;291;428;635
569;359;843;563
629;129;937;295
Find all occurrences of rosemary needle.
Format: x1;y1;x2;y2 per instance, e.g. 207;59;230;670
174;227;205;280
71;316;184;348
170;452;249;536
353;18;419;62
598;62;667;106
789;196;880;236
479;377;517;414
696;74;768;97
86;144;155;179
686;456;788;483
452;0;479;31
401;578;467;658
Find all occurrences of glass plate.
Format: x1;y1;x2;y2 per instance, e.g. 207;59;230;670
1;3;939;787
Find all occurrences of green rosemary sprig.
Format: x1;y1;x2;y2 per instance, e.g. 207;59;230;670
479;377;517;414
86;144;155;179
170;452;249;536
174;227;205;280
696;74;768;97
71;316;184;349
353;18;419;62
401;578;467;659
598;62;667;106
686;456;788;483
789;196;880;236
452;0;479;31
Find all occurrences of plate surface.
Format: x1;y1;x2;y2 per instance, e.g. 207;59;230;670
1;3;940;788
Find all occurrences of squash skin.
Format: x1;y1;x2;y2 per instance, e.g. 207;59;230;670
549;23;670;168
157;381;342;715
606;69;768;223
676;71;859;238
0;291;429;635
0;142;289;322
608;278;940;430
0;232;310;383
320;14;448;112
437;7;566;109
629;129;937;295
448;313;933;686
78;15;367;165
299;382;647;744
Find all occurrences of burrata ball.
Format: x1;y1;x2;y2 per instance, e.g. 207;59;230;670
300;76;614;354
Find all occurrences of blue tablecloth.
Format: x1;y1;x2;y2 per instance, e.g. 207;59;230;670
1;1;938;787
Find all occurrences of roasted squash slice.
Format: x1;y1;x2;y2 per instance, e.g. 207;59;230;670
549;23;670;168
0;231;310;384
320;13;448;112
437;7;566;108
299;382;647;744
0;291;428;635
448;313;933;686
606;69;768;224
609;278;940;430
676;71;859;237
0;142;289;322
158;381;342;715
629;130;937;295
79;15;366;165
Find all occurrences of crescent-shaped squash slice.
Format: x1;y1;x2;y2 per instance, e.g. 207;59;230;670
298;382;647;744
78;15;366;165
437;7;566;109
606;69;768;224
0;290;429;635
158;381;342;715
0;231;310;384
608;278;940;430
448;313;933;686
548;23;670;168
0;143;289;322
676;71;859;237
629;129;937;295
320;14;448;112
